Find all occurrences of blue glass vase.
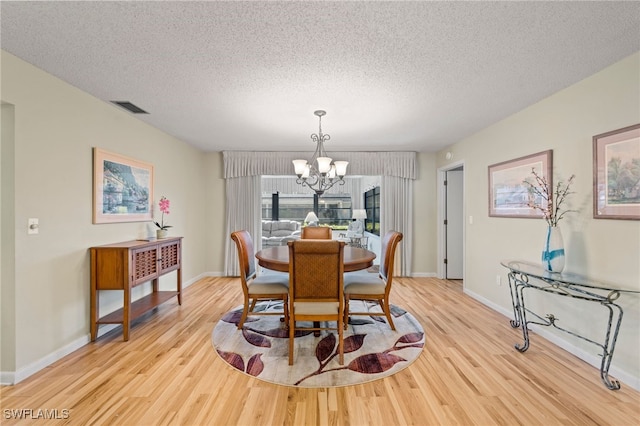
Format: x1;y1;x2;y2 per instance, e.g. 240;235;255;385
542;226;565;273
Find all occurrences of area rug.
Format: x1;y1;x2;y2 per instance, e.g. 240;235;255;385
212;302;425;388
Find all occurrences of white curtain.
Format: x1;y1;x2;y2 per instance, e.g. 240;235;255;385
350;179;364;210
223;151;417;277
224;175;262;276
224;151;416;179
261;176;365;197
381;175;413;277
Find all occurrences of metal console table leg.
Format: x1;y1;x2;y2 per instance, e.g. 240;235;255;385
502;260;638;390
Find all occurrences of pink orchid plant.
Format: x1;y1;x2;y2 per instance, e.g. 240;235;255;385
154;196;172;230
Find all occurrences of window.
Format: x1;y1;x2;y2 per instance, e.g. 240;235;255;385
262;193;352;229
318;194;352;228
364;186;380;236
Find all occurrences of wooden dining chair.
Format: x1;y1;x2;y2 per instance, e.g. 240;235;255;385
301;226;332;239
288;240;345;365
343;231;403;330
230;230;289;329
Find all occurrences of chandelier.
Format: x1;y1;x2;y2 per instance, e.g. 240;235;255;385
292;110;349;196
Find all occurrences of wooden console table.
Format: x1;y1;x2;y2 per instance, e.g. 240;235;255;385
90;237;182;341
502;260;639;390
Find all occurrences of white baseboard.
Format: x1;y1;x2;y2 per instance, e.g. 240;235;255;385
9;273;635;391
0;371;15;385
0;271;223;386
1;333;91;385
464;287;640;392
195;271;225;278
410;272;437;278
463;288;513;317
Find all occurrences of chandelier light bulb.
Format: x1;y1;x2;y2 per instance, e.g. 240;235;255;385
293;159;308;177
316;157;332;174
333;161;349;177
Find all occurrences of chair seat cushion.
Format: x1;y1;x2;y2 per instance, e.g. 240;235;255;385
293;301;339;315
344;273;385;294
249;274;289;294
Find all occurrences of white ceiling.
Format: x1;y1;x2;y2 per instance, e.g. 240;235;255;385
1;1;639;153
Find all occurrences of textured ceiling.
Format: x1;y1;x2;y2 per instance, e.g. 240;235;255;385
1;1;639;153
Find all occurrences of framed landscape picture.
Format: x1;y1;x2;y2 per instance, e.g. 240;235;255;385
488;150;553;218
593;124;640;220
93;148;154;224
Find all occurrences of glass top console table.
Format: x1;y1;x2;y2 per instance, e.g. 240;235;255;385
501;260;639;390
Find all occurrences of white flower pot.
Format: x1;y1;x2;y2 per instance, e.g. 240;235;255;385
542;226;565;273
157;229;168;239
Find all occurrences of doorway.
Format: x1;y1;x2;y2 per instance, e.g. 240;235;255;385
437;162;465;280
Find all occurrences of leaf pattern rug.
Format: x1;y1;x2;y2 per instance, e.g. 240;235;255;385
211;301;425;388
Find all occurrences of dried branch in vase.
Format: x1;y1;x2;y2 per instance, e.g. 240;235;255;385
523;169;576;227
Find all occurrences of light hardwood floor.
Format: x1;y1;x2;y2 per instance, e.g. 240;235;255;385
1;276;639;425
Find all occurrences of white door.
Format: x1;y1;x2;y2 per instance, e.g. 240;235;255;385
445;169;464;279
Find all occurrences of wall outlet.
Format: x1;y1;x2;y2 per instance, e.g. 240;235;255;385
496;275;502;286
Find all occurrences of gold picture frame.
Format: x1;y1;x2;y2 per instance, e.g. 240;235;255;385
93;148;154;224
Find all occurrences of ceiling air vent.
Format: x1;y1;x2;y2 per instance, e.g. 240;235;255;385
110;101;148;114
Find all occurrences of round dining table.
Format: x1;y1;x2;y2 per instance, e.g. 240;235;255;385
256;244;376;273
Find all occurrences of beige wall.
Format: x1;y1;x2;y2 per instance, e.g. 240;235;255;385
2;47;638;387
412;152;438;275
203;151;227;273
1;103;17;372
435;52;640;387
0;51;224;380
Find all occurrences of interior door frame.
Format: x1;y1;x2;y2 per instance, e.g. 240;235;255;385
436;160;465;281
